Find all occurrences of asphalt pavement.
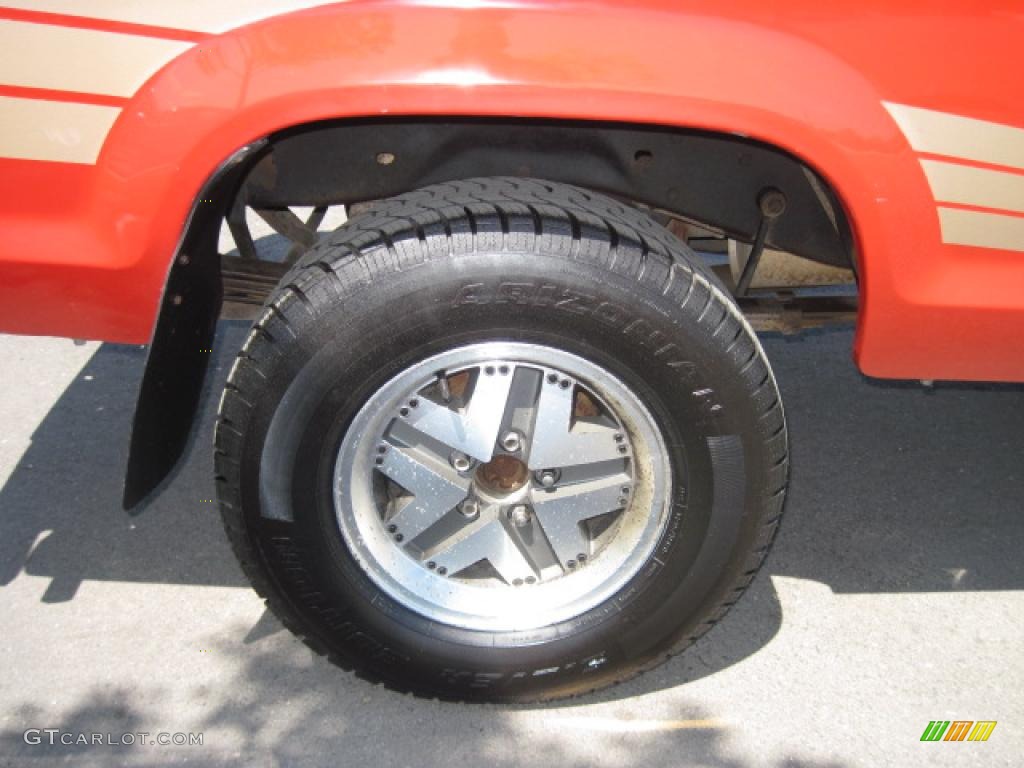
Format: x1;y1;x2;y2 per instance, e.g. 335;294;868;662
1;319;1021;767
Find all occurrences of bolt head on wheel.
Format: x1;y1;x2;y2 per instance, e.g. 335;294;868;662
449;451;473;473
508;505;533;527
536;469;560;488
500;430;522;453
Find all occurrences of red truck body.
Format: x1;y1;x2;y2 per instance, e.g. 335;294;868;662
1;1;1022;380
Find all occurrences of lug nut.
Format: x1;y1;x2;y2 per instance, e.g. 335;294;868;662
508;504;532;528
449;451;473;473
459;499;480;518
500;430;522;453
536;469;560;488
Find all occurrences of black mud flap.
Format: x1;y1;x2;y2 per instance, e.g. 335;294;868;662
122;141;267;509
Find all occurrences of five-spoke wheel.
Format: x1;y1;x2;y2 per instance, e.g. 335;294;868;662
334;343;670;630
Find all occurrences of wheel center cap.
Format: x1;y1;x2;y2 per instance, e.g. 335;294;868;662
475;454;529;494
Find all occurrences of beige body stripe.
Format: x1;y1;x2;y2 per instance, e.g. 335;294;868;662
886;102;1024;251
0;2;328;165
0;95;120;164
0;19;192;98
0;1;335;35
938;207;1024;253
921;159;1024;215
885;102;1024;172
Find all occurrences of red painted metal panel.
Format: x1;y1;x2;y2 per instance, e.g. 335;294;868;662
0;1;1021;380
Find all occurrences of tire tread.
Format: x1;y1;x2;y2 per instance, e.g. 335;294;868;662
215;177;788;702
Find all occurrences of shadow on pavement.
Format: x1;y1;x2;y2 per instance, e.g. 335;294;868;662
0;637;850;767
0;321;1022;703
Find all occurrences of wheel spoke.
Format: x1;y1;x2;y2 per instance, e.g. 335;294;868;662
531;472;630;567
527;378;624;470
431;518;538;584
405;367;515;463
376;446;470;540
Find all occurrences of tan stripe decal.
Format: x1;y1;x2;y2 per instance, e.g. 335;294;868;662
0;95;120;163
0;19;192;98
938;207;1024;253
0;1;334;35
0;4;327;166
921;159;1024;215
885;102;1024;251
884;102;1024;172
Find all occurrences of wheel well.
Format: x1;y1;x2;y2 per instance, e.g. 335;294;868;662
125;117;857;509
234;117;855;269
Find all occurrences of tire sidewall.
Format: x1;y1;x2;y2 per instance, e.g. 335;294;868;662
238;250;770;699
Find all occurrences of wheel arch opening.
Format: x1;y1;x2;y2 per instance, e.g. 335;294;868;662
126;116;857;509
229;116;857;272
